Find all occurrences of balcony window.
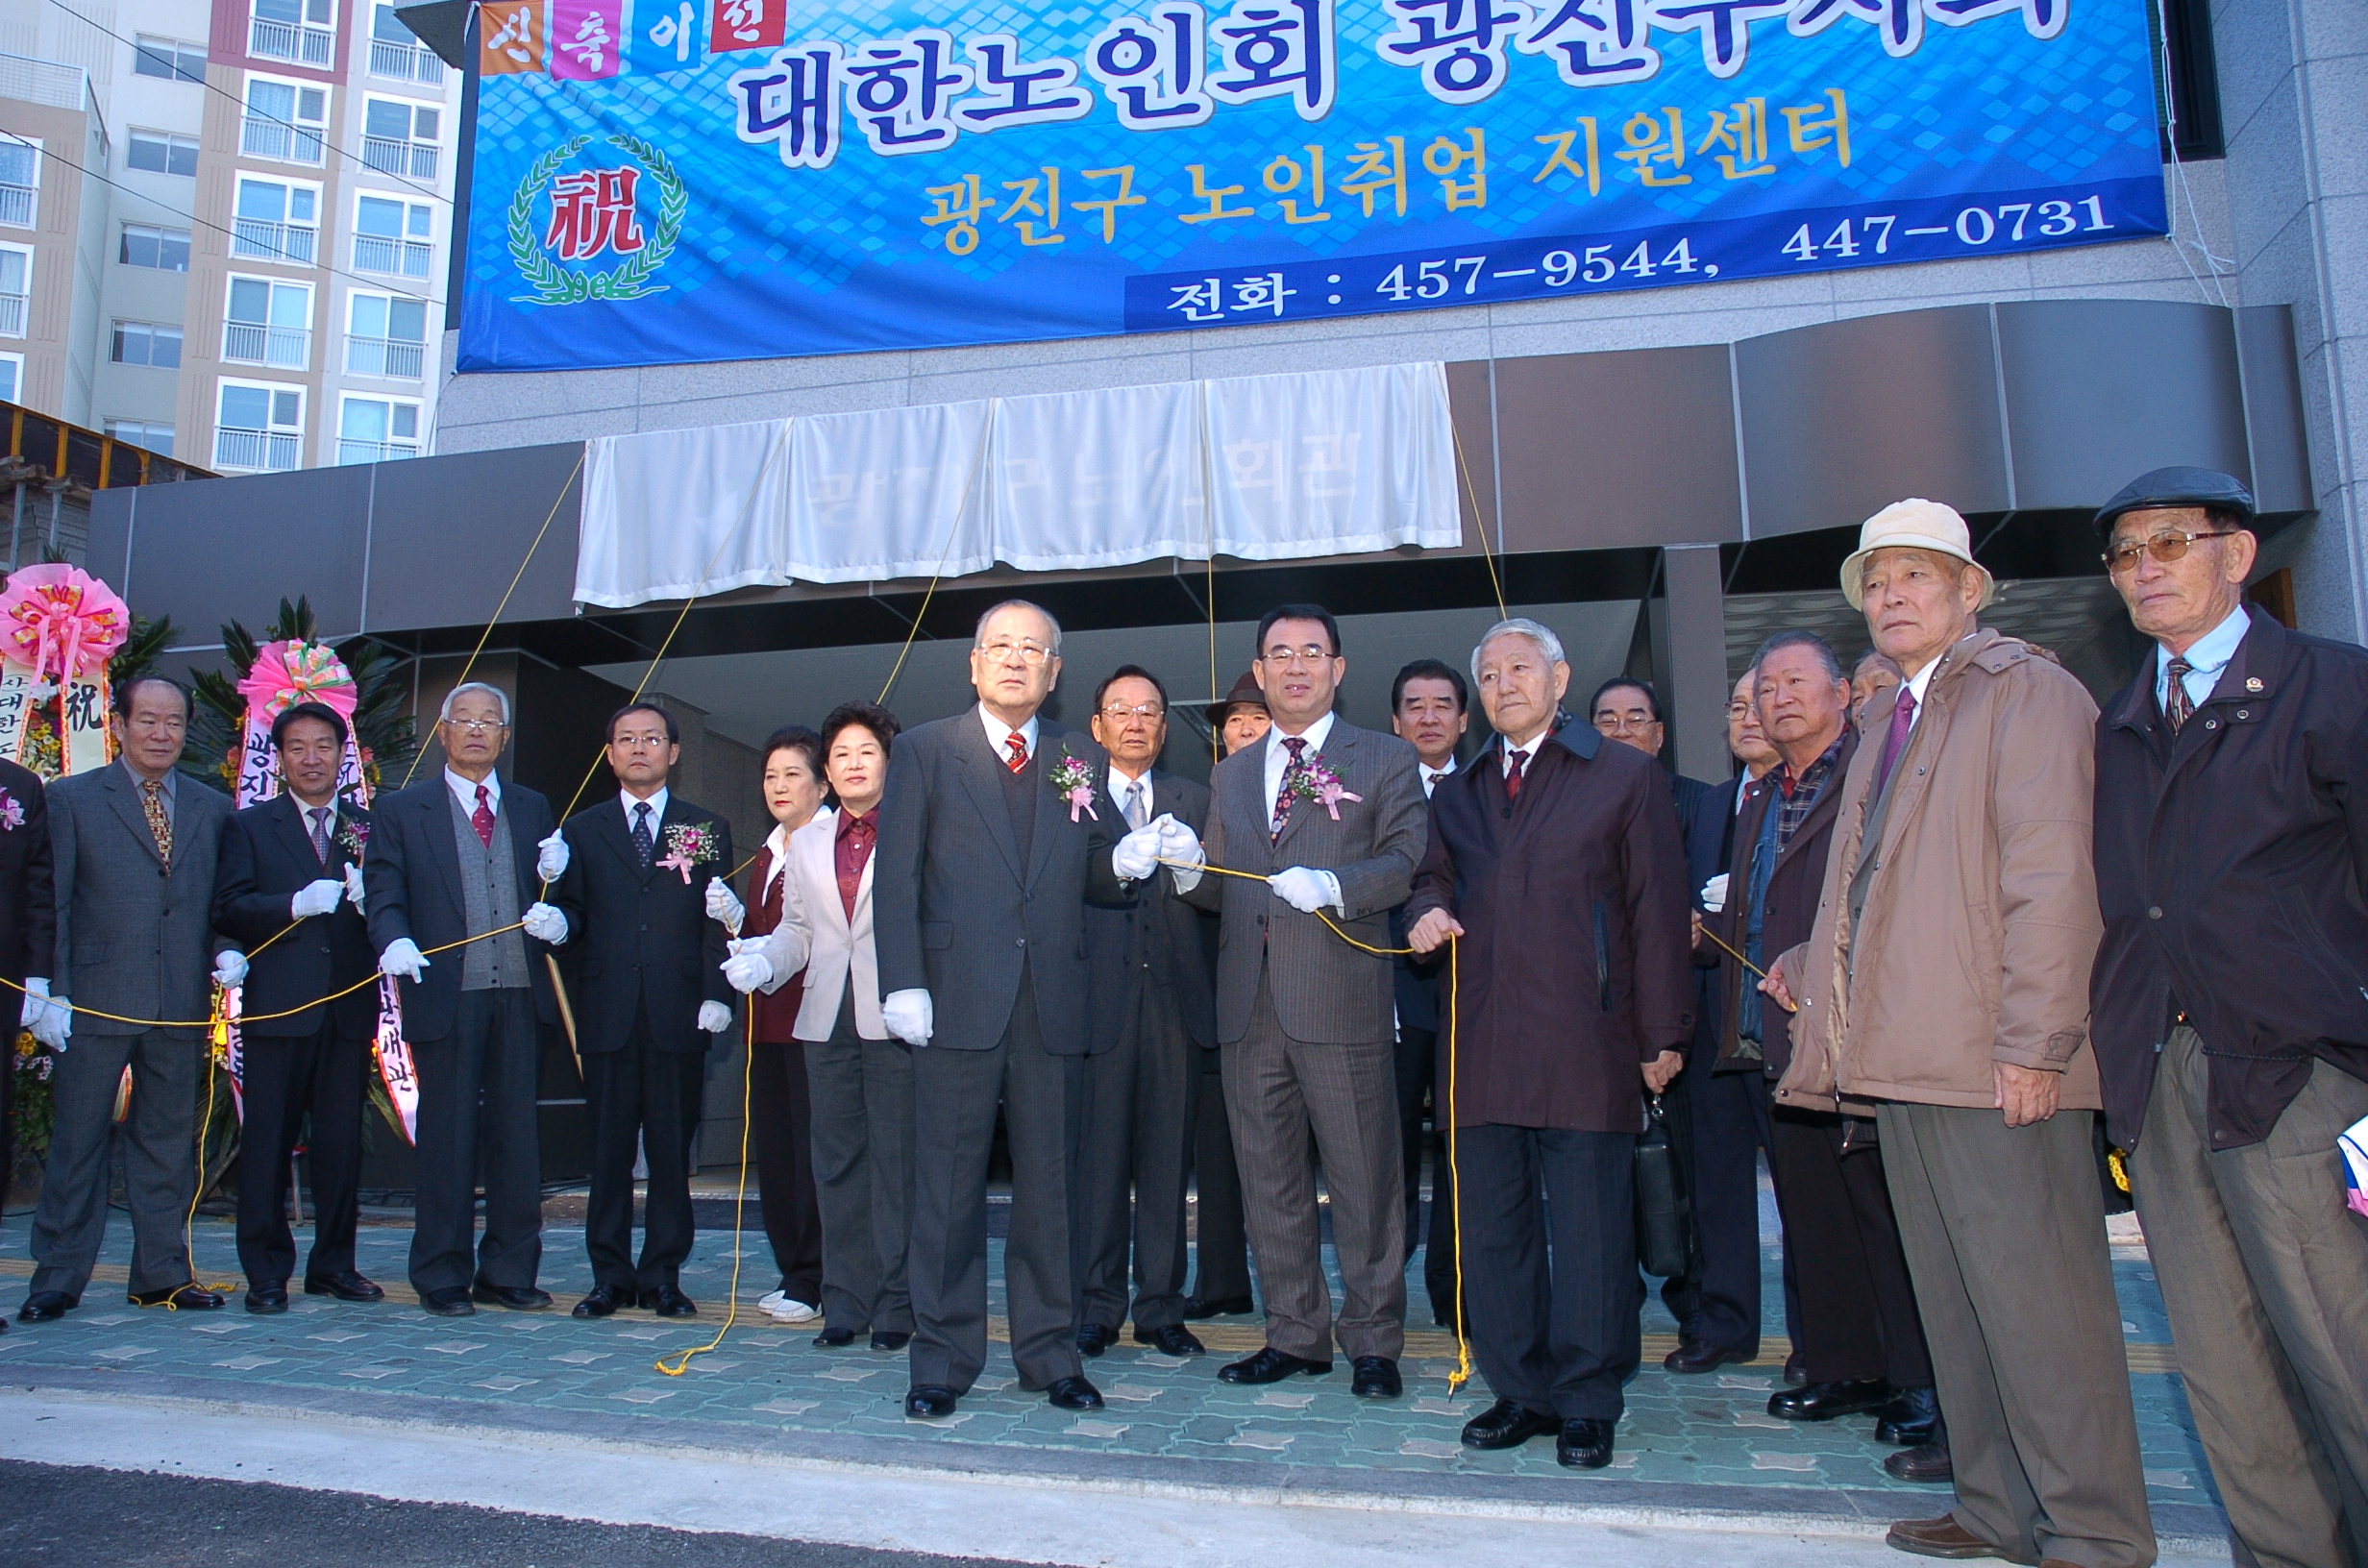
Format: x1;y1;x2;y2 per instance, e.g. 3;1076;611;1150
0;248;28;338
0;355;19;404
215;382;303;471
223;277;311;370
120;223;192;272
111;320;183;368
107;419;173;456
243;79;328;165
346;292;426;379
337;396;419;464
233;177;319;264
362;98;440;181
369;4;443;81
133;35;208;83
0;143;36;228
128;129;200;178
353;195;432;276
250;0;335;65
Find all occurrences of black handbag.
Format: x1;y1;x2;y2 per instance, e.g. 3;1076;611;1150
1634;1092;1693;1280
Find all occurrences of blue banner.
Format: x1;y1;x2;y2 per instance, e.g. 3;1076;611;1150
459;0;2169;372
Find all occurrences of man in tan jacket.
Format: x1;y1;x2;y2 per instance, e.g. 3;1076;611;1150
1764;501;2153;1568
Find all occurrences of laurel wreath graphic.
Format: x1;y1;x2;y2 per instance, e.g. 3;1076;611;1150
507;132;687;306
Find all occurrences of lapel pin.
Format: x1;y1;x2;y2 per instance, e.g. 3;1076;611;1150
2244;676;2263;692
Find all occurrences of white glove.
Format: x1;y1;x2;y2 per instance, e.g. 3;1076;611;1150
698;1000;733;1034
19;975;47;1029
20;978;65;1050
379;938;429;982
1156;814;1204;869
705;876;746;937
1701;872;1729;914
290;877;345;919
1112;820;1164;881
536;830;571;882
881;988;933;1046
211;950;249;990
721;938;774;994
521;902;569;944
1270;866;1341;915
343;861;366;914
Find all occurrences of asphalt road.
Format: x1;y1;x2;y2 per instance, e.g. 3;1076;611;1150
0;1460;1032;1568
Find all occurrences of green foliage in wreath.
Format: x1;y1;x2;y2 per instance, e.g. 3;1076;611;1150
507;132;686;306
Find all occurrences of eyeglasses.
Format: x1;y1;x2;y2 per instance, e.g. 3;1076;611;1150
1099;702;1165;721
1725;700;1752;719
1594;713;1658;733
1259;645;1334;666
976;640;1052;665
611;733;671;749
444;718;506;735
2104;529;2240;575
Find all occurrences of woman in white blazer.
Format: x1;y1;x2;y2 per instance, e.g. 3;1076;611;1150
725;701;911;1349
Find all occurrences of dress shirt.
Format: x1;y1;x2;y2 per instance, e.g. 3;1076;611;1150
834;806;878;921
1108;767;1154;823
620;786;669;831
1418;758;1456;798
120;760;175;825
2155;603;2249;713
1497;732;1549;776
445;767;500;818
977;703;1040;765
1897;643;1945;738
1261;709;1338;824
760;821;797;903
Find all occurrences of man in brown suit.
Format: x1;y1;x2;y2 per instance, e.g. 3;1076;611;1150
1406;619;1691;1469
1766;502;2153;1568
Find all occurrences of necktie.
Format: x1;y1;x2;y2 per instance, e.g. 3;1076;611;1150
1123;778;1147;831
1504;747;1529;802
1271;736;1306;843
1873;687;1917;801
2163;657;2195;734
1004;731;1028;773
632;800;654;869
308;806;333;865
472;784;495;849
140;778;172;869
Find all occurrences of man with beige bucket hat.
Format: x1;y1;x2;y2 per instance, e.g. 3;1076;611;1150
1763;500;2155;1567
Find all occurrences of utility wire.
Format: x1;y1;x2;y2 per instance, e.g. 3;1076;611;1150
41;0;452;208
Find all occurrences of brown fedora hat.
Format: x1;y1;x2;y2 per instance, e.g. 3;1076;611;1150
1203;669;1266;728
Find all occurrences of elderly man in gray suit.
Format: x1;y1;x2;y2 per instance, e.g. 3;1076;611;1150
1156;603;1428;1399
21;675;234;1321
873;599;1128;1421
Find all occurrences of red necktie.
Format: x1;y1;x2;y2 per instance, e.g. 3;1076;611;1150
1873;688;1917;801
472;784;496;849
2162;658;2195;733
1004;732;1028;773
1505;747;1529;801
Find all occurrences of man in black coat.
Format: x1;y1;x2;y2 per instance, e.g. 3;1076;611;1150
364;680;567;1317
874;600;1127;1419
2091;467;2368;1567
1074;666;1216;1360
210;701;383;1311
0;753;54;1244
548;701;734;1318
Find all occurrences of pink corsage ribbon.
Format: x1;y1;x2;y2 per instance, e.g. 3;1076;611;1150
1315;781;1363;821
656;851;697;884
1065;784;1099;823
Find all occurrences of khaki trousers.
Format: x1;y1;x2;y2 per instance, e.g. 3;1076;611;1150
2131;1027;2368;1568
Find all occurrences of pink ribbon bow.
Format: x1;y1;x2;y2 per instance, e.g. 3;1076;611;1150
0;564;129;683
236;639;358;722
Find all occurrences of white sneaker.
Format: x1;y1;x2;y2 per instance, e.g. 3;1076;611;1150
758;1290;819;1323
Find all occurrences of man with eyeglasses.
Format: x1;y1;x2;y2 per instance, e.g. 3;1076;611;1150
1153;603;1427;1400
365;681;570;1317
2090;467;2368;1566
1073;665;1217;1361
874;600;1128;1420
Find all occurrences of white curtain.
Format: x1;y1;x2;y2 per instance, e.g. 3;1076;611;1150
571;361;1462;609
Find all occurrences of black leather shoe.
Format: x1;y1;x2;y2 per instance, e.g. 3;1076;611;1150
812;1326;856;1347
1182;1294;1254;1320
871;1330;911;1352
1218;1346;1331;1384
1768;1377;1893;1422
1133;1324;1205;1357
1661;1338;1747;1374
17;1291;73;1322
905;1384;959;1419
1556;1416;1616;1469
1045;1375;1103;1410
1462;1398;1559;1451
472;1283;554;1311
572;1285;634;1318
1876;1385;1941;1446
1886;1442;1955;1484
1076;1321;1115;1357
420;1286;476;1317
245;1284;289;1314
1349;1356;1402;1399
304;1271;384;1302
129;1284;222;1310
648;1285;698;1317
1784;1349;1807;1386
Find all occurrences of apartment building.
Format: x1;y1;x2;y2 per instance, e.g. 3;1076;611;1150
0;0;456;470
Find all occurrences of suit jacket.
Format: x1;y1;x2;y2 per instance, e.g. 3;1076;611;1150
362;774;558;1043
1407;724;1693;1132
1182;717;1427;1045
873;711;1126;1055
0;757;54;986
550;793;733;1055
740;829;808;1043
1084;771;1217;1051
48;761;232;1039
210;793;379;1040
754;806;889;1043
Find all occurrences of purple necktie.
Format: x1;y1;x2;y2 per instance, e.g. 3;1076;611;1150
1873;687;1917;801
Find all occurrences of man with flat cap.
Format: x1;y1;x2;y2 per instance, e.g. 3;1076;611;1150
2091;466;2368;1568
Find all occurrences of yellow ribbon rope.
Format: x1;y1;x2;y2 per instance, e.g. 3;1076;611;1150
654;1002;757;1376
